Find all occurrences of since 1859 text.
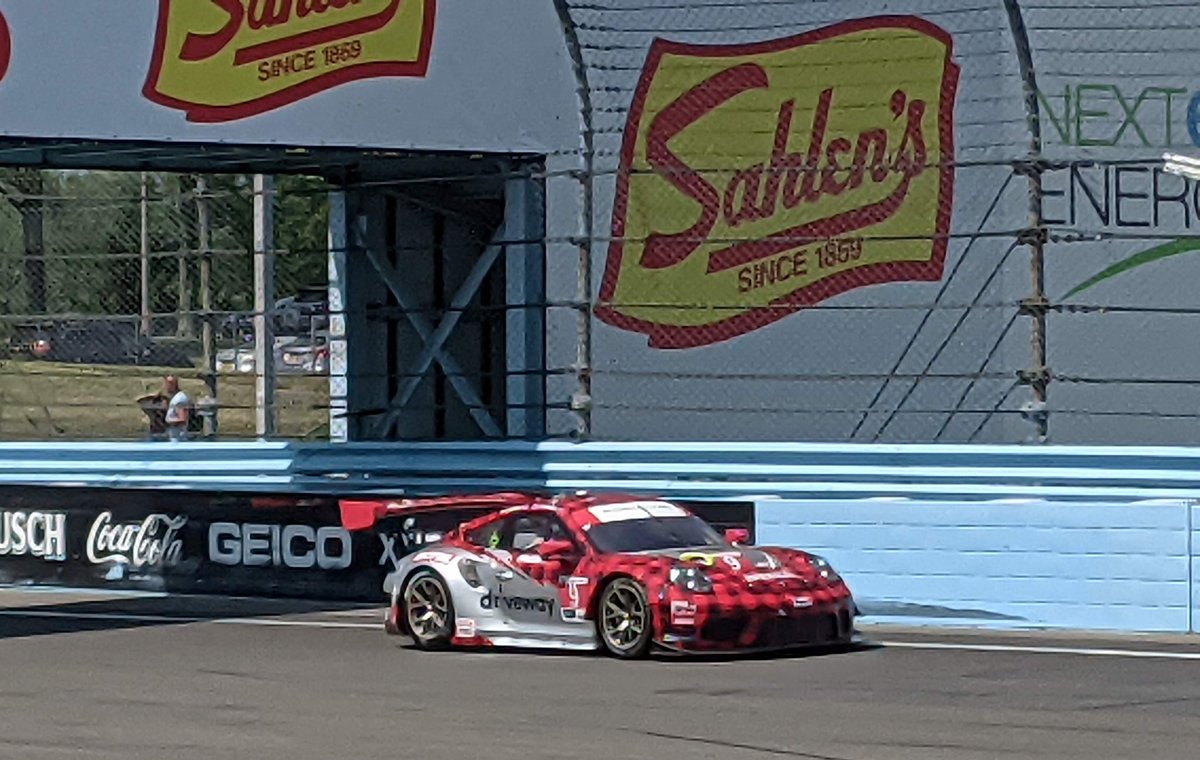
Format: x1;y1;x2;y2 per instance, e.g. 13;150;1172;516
257;39;363;82
737;237;864;293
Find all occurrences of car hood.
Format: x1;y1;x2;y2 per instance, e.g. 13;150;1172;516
634;545;834;590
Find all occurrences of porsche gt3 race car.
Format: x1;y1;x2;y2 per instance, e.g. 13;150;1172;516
339;492;857;658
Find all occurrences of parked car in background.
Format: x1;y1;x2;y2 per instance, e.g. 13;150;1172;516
279;331;329;375
6;321;55;359
15;320;194;368
215;345;256;375
275;286;328;334
216;333;328;375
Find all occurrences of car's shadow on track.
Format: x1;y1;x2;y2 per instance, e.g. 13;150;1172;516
390;639;883;662
0;592;379;641
652;640;883;663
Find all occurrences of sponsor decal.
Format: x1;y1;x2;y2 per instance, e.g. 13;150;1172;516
587;501;687;523
480;592;557;618
598;16;959;348
409;550;455;566
744;570;802;584
454;617;477;637
86;512;187;569
0;511;68;562
670;599;697;626
208;522;352;570
678;551;739;567
562;575;589;621
144;0;437;123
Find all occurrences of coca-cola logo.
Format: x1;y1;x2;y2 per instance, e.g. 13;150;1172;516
86;511;187;569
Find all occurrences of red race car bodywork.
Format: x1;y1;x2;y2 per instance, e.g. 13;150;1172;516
340;492;857;657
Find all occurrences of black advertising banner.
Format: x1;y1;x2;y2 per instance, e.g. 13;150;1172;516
0;488;755;602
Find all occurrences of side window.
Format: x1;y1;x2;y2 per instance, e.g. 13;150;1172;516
464;513;578;552
506;514;576;552
465;517;509;549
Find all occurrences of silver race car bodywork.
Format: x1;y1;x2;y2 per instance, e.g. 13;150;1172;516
383;544;600;651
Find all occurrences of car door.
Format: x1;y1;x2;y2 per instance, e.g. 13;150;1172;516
482;512;592;644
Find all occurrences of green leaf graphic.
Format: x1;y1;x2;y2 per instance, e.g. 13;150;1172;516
1063;238;1200;299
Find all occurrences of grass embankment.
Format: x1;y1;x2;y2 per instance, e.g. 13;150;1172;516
0;360;329;440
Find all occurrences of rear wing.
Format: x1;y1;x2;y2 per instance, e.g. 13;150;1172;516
339;492;535;531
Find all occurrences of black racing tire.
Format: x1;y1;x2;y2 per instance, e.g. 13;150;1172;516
401;569;455;651
384;588;403;636
597;577;654;659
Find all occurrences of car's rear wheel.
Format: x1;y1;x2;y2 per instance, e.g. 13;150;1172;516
598;578;653;659
403;570;454;650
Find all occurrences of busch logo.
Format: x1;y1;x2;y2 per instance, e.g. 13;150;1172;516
86;511;187;569
0;511;68;562
596;17;959;348
144;0;436;122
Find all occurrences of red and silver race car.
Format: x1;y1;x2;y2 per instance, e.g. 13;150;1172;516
340;492;857;658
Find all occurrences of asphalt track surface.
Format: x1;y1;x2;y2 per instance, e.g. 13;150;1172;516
2;591;1200;760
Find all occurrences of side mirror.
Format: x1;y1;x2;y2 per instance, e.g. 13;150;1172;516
724;528;751;545
536;538;577;559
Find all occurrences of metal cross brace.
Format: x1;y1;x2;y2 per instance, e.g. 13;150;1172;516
365;234;506;438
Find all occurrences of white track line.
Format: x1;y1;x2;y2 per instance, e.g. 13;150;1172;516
215;618;379;630
0;609;379;630
879;640;1200;661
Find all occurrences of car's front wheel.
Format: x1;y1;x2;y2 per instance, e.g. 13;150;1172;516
598;578;653;659
403;570;454;650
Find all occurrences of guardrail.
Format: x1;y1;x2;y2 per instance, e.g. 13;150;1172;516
0;442;294;490
0;440;1199;500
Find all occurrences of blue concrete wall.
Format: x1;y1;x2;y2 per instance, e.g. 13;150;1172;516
4;440;1200;635
1191;501;1199;634
757;498;1195;633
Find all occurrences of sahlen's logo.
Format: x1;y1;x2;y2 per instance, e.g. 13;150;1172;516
0;11;11;85
597;16;959;349
144;0;436;123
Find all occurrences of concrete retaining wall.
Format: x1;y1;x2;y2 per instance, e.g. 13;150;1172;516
758;498;1196;633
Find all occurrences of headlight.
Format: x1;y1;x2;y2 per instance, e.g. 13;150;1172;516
669;566;713;593
810;555;841;583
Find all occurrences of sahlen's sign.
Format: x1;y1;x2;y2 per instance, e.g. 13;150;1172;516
144;0;437;122
597;16;960;348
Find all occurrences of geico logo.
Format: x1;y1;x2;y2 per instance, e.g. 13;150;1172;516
208;523;352;570
479;592;557;617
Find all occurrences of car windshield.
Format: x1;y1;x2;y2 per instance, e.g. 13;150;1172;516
585;515;725;554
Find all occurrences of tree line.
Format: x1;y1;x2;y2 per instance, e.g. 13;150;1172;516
0;169;330;333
